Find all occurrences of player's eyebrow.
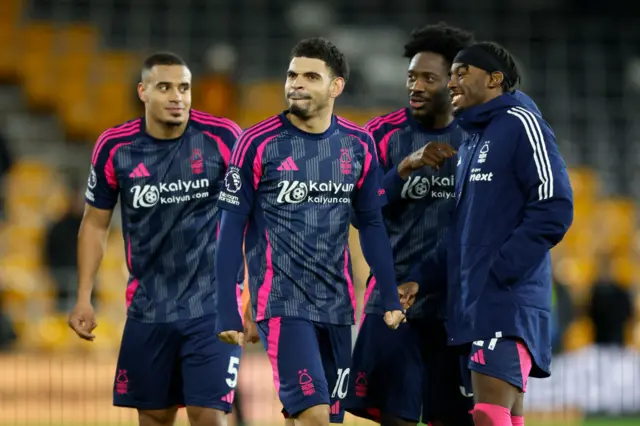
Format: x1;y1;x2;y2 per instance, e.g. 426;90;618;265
408;70;440;78
155;81;191;87
287;70;322;79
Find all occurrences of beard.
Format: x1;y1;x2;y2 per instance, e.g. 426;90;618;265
162;119;183;127
289;102;313;120
413;88;452;126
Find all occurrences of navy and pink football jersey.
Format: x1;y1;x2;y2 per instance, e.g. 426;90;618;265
216;112;385;326
85;110;241;323
362;108;466;319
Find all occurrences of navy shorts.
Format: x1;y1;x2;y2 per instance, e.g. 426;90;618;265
257;317;352;423
113;314;242;411
344;313;423;423
468;337;533;392
421;322;474;426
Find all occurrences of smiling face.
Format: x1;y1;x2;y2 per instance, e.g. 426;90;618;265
448;63;506;113
406;51;452;122
138;64;192;127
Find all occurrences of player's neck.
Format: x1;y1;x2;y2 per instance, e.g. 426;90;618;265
430;113;454;129
287;111;333;135
145;117;188;140
415;112;453;130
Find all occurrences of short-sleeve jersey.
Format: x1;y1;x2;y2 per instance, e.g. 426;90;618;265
217;112;384;326
362;108;467;319
85;109;241;323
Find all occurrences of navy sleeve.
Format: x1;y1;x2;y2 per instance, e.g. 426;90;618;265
216;130;259;215
352;133;386;212
490;112;574;285
355;208;402;312
215;209;248;333
381;167;408;204
84;136;121;210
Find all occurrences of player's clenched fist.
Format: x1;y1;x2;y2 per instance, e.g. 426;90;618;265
218;330;245;346
383;310;406;329
398;142;457;178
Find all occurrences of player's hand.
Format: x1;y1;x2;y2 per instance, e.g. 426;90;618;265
383;310;406;330
400;142;456;176
219;330;245;347
243;307;260;344
398;281;419;310
67;302;97;341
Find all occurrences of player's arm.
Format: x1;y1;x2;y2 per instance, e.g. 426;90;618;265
69;144;120;340
77;206;114;305
215;132;258;345
489;116;574;286
353;135;403;322
364;122;406;205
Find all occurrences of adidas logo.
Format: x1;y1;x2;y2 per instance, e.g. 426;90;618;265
129;163;150;178
277;156;299;171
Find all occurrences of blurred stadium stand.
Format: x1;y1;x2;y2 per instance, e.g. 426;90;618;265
0;0;638;424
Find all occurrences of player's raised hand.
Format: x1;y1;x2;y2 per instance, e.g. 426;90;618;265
383;310;406;330
68;302;97;341
219;330;245;347
398;281;419;310
243;306;260;344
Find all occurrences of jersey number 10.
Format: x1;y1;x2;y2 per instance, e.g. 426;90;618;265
331;368;350;400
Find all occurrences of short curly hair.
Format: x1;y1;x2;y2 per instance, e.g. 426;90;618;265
403;22;475;67
471;41;521;91
290;37;349;81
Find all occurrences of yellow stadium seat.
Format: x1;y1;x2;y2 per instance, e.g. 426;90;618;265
93;51;139;82
567;167;600;203
236;109;275;129
563;317;594;351
18;23;57;110
0;0;22;80
57;24;99;53
596;198;636;254
89;79;137;135
34;314;71;352
241;81;283;110
609;254;635;289
194;74;238;119
55;52;94;136
553;256;597;289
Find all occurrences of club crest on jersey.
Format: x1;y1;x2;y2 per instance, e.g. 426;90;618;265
224;167;242;194
191;148;204;174
477;141;490;164
339;148;352;175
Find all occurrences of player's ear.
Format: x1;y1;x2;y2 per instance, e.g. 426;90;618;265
488;71;504;90
330;77;345;99
137;82;148;103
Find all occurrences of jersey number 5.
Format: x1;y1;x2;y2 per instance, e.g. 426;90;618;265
226;356;240;388
331;367;350;400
